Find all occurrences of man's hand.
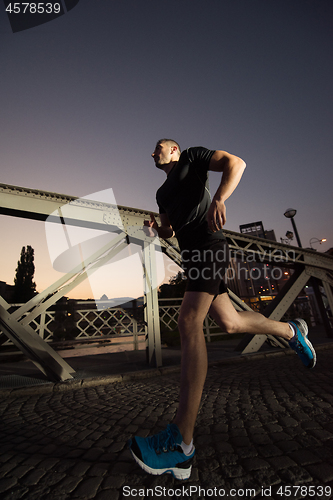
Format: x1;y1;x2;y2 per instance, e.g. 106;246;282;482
143;213;159;237
207;198;226;232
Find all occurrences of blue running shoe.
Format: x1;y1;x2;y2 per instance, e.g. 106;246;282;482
288;319;316;368
128;423;195;480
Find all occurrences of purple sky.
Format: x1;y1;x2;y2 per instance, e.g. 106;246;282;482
1;0;332;297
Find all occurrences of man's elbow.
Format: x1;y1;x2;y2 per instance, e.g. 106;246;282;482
233;157;246;173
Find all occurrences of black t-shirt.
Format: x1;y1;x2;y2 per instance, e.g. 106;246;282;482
156;147;225;251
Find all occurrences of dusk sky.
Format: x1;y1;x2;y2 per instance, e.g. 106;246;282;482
1;0;332;300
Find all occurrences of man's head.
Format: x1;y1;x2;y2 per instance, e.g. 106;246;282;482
152;139;181;169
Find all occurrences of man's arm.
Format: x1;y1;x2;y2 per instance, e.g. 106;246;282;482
144;213;175;239
207;150;246;232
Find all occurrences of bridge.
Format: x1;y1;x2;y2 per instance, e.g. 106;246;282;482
1;183;332;381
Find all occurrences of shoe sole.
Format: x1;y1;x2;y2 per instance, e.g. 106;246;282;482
293;318;317;369
129;448;192;480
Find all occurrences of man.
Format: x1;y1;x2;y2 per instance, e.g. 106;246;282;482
128;139;316;480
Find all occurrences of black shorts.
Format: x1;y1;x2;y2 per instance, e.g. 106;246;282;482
182;239;230;296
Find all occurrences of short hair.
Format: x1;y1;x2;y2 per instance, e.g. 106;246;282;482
156;138;181;157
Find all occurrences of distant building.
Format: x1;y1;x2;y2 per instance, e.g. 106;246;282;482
226;222;290;312
239;221;276;241
0;281;14;302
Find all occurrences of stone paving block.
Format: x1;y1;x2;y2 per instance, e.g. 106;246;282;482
278;416;299;427
112;461;134;475
288;449;321;466
225;478;257;498
237;446;258;459
0;462;17;478
10;464;33;479
214;441;234;453
82;447;105;461
73;476;104;499
102;475;126;489
242;457;270;472
310;429;333;441
198;445;216;459
36;471;67;488
306;463;333;483
21;468;47;485
66;448;85;459
301;420;324;430
229;428;248;438
2;486;30;500
250;433;273;446
71;461;91;477
276;440;301;453
245;419;262;429
52;474;83;493
213;423;228;433
37;457;60;471
256;444;283;458
230;436;252;447
220;464;246;478
87;463;109;478
291;411;311;422
270;431;293;442
267;456;297;470
0;476;18;493
197;457;220;472
295;434;321;447
96;490;120;500
278;465;313;484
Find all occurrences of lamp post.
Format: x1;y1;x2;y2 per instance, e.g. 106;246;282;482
310;237;327;249
284;208;302;248
280;231;294;245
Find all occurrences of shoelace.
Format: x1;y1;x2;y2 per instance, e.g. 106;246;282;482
149;425;177;454
295;339;305;353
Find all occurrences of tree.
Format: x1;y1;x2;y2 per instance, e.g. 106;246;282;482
12;245;37;303
158;271;187;299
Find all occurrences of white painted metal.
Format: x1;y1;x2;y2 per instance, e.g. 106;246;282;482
1;182;333;375
240;269;310;354
0;302;74;381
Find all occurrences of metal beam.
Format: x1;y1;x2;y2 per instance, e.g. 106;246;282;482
1;182;333;365
238;267;310;354
1;182;332;273
0;301;74;381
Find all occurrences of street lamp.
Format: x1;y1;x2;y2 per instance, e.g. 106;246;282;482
284;208;302;247
310;237;327;249
280;231;294;245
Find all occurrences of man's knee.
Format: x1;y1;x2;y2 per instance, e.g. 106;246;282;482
214;315;241;334
178;310;203;335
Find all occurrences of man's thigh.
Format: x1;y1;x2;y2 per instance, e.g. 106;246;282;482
183;240;229;296
208;292;239;327
179;291;215;325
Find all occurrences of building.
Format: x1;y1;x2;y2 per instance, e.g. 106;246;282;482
226;222;292;312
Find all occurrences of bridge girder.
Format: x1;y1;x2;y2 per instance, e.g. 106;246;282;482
0;182;332;378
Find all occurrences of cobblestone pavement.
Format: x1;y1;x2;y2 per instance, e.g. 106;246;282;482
1;349;333;500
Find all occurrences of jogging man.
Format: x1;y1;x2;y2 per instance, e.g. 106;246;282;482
128;139;316;480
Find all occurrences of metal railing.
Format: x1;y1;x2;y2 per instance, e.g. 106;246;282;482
158;298;224;342
1;298;224;351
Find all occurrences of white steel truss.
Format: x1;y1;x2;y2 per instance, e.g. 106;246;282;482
1;182;333;380
0;183;162;380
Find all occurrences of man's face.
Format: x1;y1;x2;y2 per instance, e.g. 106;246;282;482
151;142;173;169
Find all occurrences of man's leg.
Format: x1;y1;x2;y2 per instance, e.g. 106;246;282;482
209;292;293;339
128;287;316;478
173;291;214;445
209;292;316;368
128;290;214;480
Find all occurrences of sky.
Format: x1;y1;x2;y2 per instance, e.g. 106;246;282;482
1;0;332;301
